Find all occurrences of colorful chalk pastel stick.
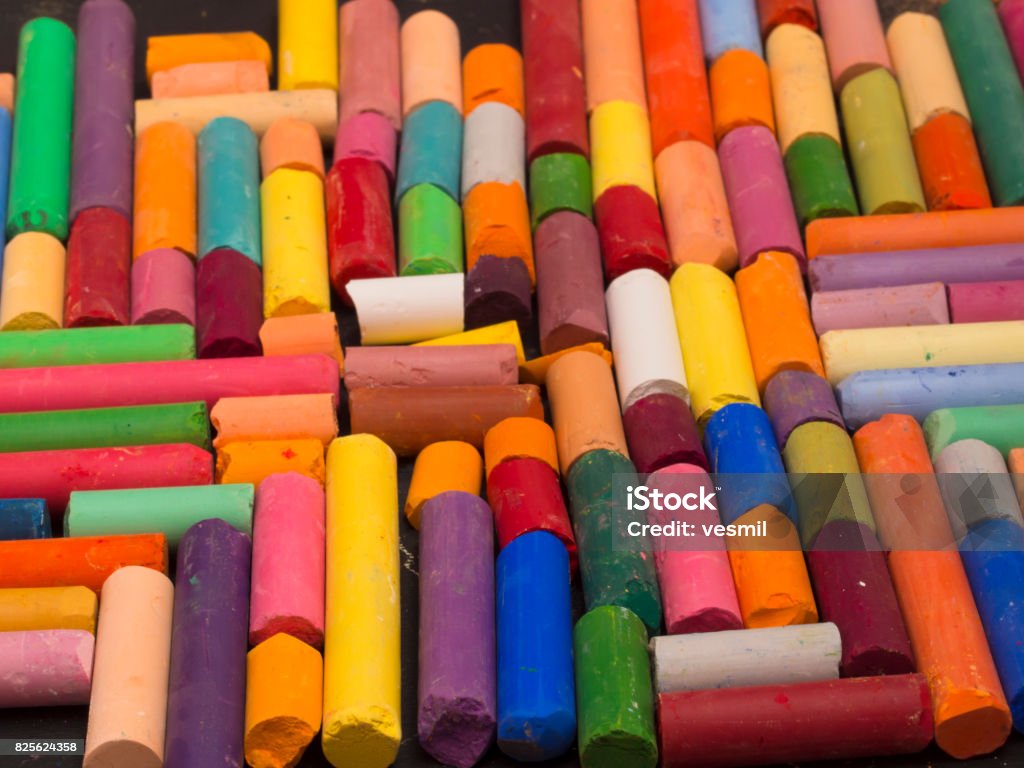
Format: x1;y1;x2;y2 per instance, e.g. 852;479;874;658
464;254;532;331
195;247;262;358
165;520;250;768
462;102;525;199
697;0;763;61
763;370;845;449
0;586;97;634
401;11;462;117
398;183;462;276
0;354;340;413
0;499;51;540
263;117;325;180
418;492;496;768
838;363;1024;431
0;232;65;330
464;181;534;284
134;121;196;258
198;117;261;263
0;629;93;708
484;416;560;479
279;0;337;91
496;531;575;760
405;441;482;529
345;345;517;390
594;184;672;280
211;393;338;449
651;623;841;694
216;438;325;487
66;484;253;546
0;107;9;279
1003;0;1024;81
529;154;592;228
145;31;271;82
710;50;775;143
64;207;131;328
151;60;269;99
924;405;1024;460
339;0;399;128
949;281;1024;323
783;134;859;227
396;100;462;203
757;0;817;36
811;283;949;335
935;440;1023;542
258;312;343;366
463;43;523;117
348;273;464;344
623;393;707;475
130;248;195;326
816;0;886;89
0;322;194;368
581;0;646;111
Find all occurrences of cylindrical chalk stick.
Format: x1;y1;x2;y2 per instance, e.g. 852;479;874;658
949;281;1024;323
606;268;688;410
656;140;738;270
1004;0;1024;81
196;247;262;358
574;606;658;768
152;60;270;99
670;263;760;425
484;417;560;478
258;313;343;368
624;394;707;474
757;0;816;35
322;435;401;768
338;0;399;127
463;182;534;282
529;153;593;228
396;101;462;203
212;394;337;449
887;12;970;133
496;532;576;760
131;249;195;326
165;520;250;768
784;134;859;227
817;0;890;90
811;283;950;334
461;102;525;199
333;112;396;180
279;0;338;91
401;11;462;117
405;441;482;529
0;106;9;273
84;566;173;768
535;212;607;355
763;370;843;449
145;32;271;82
344;345;516;391
0;586;97;634
198;117;261;263
463;43;523;117
719;127;804;268
418;492;496;768
7;18;75;241
710;50;775;144
913;112;992;212
216;439;325;487
591;101;657;201
250;473;324;647
64;207;130;328
0;74;11;112
0;232;64;330
567;450;662;632
925;404;1024;461
521;0;588;160
71;0;134;222
652;623;840;694
0;499;51;541
464;254;533;331
767;25;839;154
697;0;763;62
133;121;196;258
935;440;1024;539
0;629;93;707
349;273;464;344
594;185;672;280
399;183;462;276
581;0;646;111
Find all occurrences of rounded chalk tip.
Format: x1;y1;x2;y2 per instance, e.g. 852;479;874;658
496;708;576;762
84;740;162;768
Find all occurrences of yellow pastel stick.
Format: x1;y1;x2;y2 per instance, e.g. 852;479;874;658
669;263;761;425
590;100;657;201
216;438;326;487
414;320;526;363
278;0;338;91
0;586;98;634
322;434;401;768
261;167;331;318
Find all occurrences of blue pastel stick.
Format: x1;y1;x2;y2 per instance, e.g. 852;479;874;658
959;518;1024;731
703;403;797;526
396;100;463;204
198;117;261;264
0;107;11;292
697;0;763;62
496;531;576;761
0;498;51;540
837;363;1024;431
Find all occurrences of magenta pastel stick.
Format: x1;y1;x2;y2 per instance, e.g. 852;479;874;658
1000;0;1024;82
195;248;262;359
0;629;94;707
333;112;398;182
948;280;1024;323
249;472;325;648
811;282;950;335
131;248;196;326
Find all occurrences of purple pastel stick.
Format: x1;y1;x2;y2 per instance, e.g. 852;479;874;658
719;125;805;270
418;491;496;768
165;518;251;768
811;283;950;335
809;243;1024;292
333;112;398;182
763;370;845;449
465;254;533;331
71;0;135;221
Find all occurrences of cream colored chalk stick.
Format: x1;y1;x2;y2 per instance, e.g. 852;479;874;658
767;24;841;154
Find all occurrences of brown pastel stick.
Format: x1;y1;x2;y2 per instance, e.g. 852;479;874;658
463;44;524;116
151;60;270;99
349;385;544;456
344;345;519;390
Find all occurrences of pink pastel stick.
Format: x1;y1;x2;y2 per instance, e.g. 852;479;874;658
333;111;397;181
648;464;743;635
249;472;325;648
0;630;94;707
1001;0;1024;82
811;282;950;335
131;248;196;326
817;0;892;90
948;280;1024;323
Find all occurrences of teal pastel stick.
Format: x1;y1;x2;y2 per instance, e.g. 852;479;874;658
198;117;262;264
396;100;463;203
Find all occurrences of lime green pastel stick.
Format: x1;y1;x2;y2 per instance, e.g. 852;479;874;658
0;323;195;368
65;484;254;546
7;17;76;240
0;402;210;453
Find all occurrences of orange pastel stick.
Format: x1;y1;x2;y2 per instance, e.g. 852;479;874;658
854;414;1012;759
483;416;560;479
912;112;992;212
1010;448;1024;509
216;439;326;487
462;43;524;117
757;0;817;36
463;181;534;284
710;50;775;144
133;122;197;259
146;32;272;83
0;534;168;594
735;251;824;392
638;0;713;156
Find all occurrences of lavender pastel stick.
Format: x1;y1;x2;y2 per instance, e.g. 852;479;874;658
763;370;845;450
418;491;496;768
71;0;135;221
165;519;251;768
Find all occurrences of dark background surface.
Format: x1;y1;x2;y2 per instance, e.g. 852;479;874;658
1;1;1021;767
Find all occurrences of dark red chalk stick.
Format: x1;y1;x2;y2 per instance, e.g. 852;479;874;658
622;393;707;474
594;185;672;282
64;207;130;328
464;255;533;331
195;248;262;359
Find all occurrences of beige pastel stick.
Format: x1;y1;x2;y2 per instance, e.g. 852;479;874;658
211;393;339;448
0;232;65;330
767;24;841;154
581;0;647;112
886;12;971;132
84;566;174;768
151;60;270;99
817;0;892;91
401;11;462;117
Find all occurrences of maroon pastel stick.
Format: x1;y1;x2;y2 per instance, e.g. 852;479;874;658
195;248;261;359
64;207;130;327
622;393;707;474
595;185;672;281
464;255;533;331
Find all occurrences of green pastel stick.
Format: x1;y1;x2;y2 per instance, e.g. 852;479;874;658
840;69;925;215
924;404;1024;460
0;402;210;453
0;323;195;368
65;484;254;545
529;153;593;228
566;449;662;634
398;182;463;276
7;17;75;240
574;606;658;768
783;134;859;228
941;0;1024;207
